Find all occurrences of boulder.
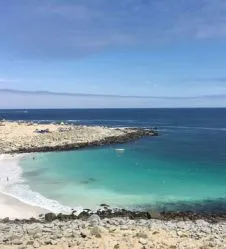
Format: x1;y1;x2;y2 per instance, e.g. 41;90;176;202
44;213;57;222
33;241;40;248
88;214;101;226
139;238;148;245
90;226;102;238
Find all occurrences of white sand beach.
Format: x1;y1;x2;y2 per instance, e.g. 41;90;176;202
0;154;47;219
0;192;45;219
0;122;225;248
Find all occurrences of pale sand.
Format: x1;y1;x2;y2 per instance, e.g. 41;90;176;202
0;121;69;139
0;192;46;219
0;154;48;219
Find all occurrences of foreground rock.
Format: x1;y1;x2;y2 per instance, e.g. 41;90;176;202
0;216;225;249
42;209;226;223
0;121;158;154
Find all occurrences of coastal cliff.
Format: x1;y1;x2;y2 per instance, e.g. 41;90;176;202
0;121;158;154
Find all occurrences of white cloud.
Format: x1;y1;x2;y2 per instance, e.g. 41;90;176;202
1;0;226;58
1;91;226;108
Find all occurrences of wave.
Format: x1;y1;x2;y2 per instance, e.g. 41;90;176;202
0;110;28;114
0;155;82;214
73;119;137;123
160;125;226;132
4;184;75;214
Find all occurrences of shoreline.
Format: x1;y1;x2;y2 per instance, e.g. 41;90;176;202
0;154;50;219
0;125;226;222
1;153;226;223
0;120;157;220
0;154;75;218
0;122;225;247
0;120;158;154
0;191;47;220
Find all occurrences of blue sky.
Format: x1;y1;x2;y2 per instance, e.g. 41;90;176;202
1;0;226;107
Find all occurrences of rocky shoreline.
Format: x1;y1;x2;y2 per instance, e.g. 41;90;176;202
0;121;158;154
1;121;226;248
0;210;225;249
1;207;226;248
45;208;226;224
1;206;226;224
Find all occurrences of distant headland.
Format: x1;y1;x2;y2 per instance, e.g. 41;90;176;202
0;120;158;154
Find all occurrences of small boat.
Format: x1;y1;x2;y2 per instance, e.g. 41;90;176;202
115;148;125;153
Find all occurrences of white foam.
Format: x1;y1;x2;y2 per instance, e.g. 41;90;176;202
0;154;24;188
0;154;83;214
162;125;226;131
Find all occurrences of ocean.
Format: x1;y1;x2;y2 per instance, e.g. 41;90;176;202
0;108;226;214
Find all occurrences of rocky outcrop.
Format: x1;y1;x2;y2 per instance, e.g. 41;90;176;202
2;206;225;225
0;121;158;154
41;208;226;223
0;214;225;249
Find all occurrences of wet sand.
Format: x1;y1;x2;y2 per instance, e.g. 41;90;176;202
0;191;46;219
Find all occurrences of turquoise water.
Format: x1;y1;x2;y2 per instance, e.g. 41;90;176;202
2;108;226;213
20;140;226;212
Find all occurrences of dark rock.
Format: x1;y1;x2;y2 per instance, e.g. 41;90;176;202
56;213;77;221
80;232;87;238
34;129;50;134
44;213;57;222
29;217;39;223
1;205;226;224
148;210;162;219
83;209;92;213
100;204;110;208
77;211;90;220
2;217;10;223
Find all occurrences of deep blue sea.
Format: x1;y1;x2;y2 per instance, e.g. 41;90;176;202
1;108;226;213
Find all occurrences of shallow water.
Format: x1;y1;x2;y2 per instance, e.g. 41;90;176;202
1;108;226;213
